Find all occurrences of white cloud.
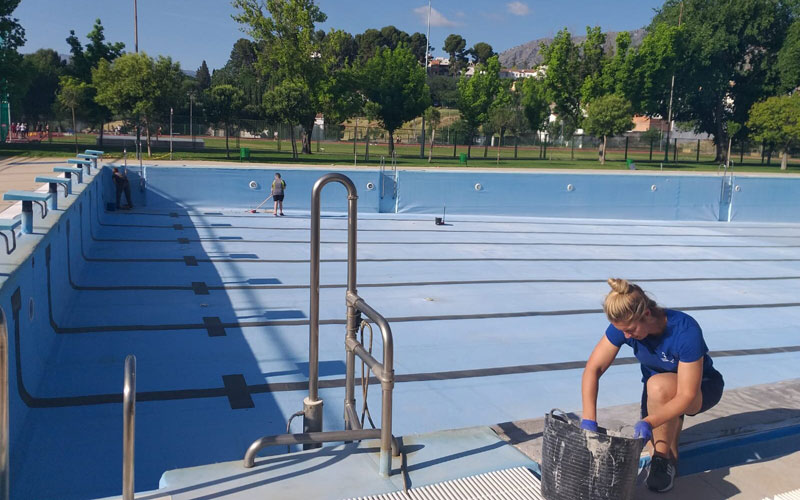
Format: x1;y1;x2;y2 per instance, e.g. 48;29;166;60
413;5;458;27
506;1;530;16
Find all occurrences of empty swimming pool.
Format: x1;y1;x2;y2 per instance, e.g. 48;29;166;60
2;164;800;498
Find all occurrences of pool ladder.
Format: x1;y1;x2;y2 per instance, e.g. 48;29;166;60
242;173;398;477
122;355;136;500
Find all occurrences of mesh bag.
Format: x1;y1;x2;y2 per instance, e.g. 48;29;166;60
541;409;644;500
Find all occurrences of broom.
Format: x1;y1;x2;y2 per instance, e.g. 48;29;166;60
248;194;273;213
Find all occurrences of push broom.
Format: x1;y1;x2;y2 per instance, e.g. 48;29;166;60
248;194;273;213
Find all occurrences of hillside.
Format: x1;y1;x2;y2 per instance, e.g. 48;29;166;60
498;28;647;69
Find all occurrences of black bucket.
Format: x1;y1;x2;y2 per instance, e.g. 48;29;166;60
435;217;444;225
541;409;643;500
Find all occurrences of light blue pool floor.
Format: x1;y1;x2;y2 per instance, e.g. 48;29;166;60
15;205;800;499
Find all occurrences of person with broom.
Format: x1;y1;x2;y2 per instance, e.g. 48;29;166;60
580;278;724;493
272;172;286;217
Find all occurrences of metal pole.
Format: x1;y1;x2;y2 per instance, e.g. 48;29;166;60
664;1;683;163
190;94;194;151
122;355;136;500
307;173;358;445
169;107;173;160
420;0;431;159
0;310;9;500
133;0;138;53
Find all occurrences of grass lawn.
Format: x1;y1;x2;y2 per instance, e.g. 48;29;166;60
3;133;799;174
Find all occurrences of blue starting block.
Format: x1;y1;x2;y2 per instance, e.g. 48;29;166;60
54;167;83;184
68;159;92;177
85;149;104;157
0;217;21;254
3;190;53;234
77;153;99;171
35;177;72;209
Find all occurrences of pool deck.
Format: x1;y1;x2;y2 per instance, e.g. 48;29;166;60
2;159;800;498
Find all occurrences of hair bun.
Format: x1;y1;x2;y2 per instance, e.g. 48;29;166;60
608;278;631;294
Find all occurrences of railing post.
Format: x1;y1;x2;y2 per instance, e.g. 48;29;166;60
0;309;9;500
123;355;136;500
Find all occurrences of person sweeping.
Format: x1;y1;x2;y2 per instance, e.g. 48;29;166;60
581;278;724;493
272;172;286;217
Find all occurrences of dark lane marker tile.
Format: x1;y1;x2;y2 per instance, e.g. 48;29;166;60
192;282;209;295
177;237;190;244
203;316;226;337
222;374;254;409
169;212;179;218
183;256;198;266
173;224;184;230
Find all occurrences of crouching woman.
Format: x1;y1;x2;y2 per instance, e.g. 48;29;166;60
581;278;724;493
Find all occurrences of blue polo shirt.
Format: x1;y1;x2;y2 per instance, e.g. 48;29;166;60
605;309;718;382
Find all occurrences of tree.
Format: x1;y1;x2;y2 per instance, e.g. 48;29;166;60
443;34;468;75
578;26;607;104
93;52;182;156
747;93;800;170
362;45;431;155
205;84;244;159
642;0;797;162
196;60;212;90
409;32;430;64
1;0;26;113
65;19;125;146
519;77;550;133
540;28;582;135
583;94;634;164
21;49;65;122
488;83;515;164
424;106;441;163
233;0;328;157
211;39;264;114
777;21;800;92
601;32;637;101
470;42;495;65
56;76;89;153
456;56;501;158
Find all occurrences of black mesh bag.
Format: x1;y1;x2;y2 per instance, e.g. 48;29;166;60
541;409;644;500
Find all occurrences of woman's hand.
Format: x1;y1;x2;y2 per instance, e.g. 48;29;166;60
634;420;653;441
580;419;599;432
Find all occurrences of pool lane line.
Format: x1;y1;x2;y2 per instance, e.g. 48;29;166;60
84;233;800;249
62;274;800;293
107;208;800;230
93;217;800;239
15;342;800;408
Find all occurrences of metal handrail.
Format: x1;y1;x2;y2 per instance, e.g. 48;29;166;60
0;309;9;500
123;355;136;500
243;173;396;477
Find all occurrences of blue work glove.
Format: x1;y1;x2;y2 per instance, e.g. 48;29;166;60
580;419;599;432
634;420;653;441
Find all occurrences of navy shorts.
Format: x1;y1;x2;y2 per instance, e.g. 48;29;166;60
641;368;724;419
273;194;284;202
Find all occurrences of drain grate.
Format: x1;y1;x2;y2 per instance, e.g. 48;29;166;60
767;488;800;500
349;466;544;500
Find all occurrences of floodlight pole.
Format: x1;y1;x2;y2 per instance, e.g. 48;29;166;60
420;0;432;159
134;0;140;159
189;92;195;151
664;1;683;163
169;107;173;160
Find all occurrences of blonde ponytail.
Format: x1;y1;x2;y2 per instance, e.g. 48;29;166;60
603;278;661;323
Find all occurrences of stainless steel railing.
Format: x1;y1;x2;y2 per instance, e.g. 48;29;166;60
0;309;8;500
244;173;397;477
123;355;136;500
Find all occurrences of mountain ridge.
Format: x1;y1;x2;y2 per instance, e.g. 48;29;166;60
499;28;647;69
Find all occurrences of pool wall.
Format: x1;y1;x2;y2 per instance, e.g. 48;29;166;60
114;166;800;222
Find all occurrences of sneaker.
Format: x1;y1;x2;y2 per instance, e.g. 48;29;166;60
646;455;676;492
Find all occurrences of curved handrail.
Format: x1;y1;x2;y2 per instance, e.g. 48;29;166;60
123;355;136;500
308;174;358;404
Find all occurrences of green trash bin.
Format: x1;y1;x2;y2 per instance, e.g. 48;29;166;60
626;158;636;170
240;147;251;161
459;153;468;165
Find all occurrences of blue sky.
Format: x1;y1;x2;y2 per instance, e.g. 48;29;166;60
14;0;664;72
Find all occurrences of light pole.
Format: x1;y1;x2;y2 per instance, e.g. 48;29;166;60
134;0;140;159
664;1;683;163
420;0;432;159
169;107;173;160
188;91;195;151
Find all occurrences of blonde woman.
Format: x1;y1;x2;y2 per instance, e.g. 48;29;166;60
581;278;724;493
